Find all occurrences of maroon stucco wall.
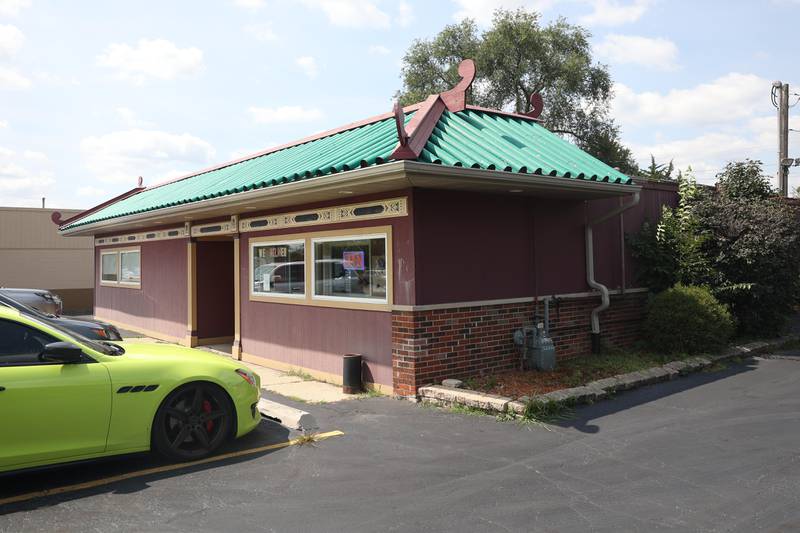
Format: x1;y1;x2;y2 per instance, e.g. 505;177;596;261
95;238;187;339
412;183;677;305
196;240;234;340
238;189;414;386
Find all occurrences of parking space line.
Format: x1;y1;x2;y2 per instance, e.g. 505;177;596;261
0;430;344;507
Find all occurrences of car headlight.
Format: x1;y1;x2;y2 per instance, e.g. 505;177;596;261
235;368;259;388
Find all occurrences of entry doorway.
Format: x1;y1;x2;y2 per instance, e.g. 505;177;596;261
195;238;235;350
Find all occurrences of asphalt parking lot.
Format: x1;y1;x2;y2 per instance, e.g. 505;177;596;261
2;354;800;532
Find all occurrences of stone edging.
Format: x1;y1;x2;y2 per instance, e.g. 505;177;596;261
418;337;797;415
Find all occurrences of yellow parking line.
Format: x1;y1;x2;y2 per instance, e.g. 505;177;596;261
0;430;344;507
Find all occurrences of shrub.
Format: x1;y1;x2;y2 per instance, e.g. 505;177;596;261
630;161;800;336
643;285;734;354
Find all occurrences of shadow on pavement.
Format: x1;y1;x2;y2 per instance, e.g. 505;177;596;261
553;357;760;434
0;419;291;514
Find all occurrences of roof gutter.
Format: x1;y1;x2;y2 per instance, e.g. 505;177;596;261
60;161;640;237
59;161;410;236
585;191;641;353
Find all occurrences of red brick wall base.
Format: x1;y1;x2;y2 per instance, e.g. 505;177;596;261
391;291;650;396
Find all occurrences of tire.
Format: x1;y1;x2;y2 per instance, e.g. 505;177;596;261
152;382;233;461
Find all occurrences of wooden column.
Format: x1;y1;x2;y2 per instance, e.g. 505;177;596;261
185;236;198;347
232;234;242;359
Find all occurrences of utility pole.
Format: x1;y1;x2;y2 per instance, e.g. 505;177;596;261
774;81;790;196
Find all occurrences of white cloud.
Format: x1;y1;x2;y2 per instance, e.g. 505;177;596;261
244;22;278;41
33;71;80;86
299;0;391;29
233;0;266;9
80;129;216;183
295;56;318;79
77;185;107;197
0;66;30;89
0;0;30;17
579;0;651;26
230;144;277;160
0;24;24;58
96;39;204;85
22;149;46;161
368;44;390;55
0;120;7;129
0;162;55;206
451;0;554;25
116;106;154;128
594;34;678;70
398;1;413;26
248;105;323;124
612;73;767;128
0;146;13;157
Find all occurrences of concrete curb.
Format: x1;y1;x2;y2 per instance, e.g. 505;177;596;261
257;398;318;432
418;336;798;415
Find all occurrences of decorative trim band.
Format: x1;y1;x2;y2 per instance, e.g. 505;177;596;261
190;216;238;237
95;226;188;247
390;288;649;312
240;197;407;233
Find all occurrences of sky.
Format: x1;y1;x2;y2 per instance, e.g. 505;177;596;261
0;0;799;209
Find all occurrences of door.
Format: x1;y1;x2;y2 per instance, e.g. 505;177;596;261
0;318;112;470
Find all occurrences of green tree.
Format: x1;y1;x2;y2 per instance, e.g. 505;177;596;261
631;160;800;336
397;9;619;153
641;155;675;181
715;159;773;200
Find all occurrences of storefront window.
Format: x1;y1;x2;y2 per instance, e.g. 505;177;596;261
100;247;140;288
101;252;118;282
313;235;387;301
120;250;141;284
252;241;305;296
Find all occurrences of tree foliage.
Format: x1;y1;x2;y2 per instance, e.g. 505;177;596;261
630;160;800;335
397;9;623;155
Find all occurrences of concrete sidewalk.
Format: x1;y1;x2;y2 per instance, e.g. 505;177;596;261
111;326;357;403
243;361;354;403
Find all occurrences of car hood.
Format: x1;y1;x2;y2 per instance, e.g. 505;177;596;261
111;341;242;369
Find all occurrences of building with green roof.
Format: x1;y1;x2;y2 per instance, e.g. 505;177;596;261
60;60;676;395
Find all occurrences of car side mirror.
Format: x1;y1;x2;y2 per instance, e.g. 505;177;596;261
40;342;84;364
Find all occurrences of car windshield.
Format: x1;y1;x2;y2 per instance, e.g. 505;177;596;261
0;295;51;318
20;311;120;356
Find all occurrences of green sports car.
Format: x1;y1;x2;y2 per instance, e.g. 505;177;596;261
0;306;262;474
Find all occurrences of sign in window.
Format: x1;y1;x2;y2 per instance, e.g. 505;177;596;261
313;236;387;301
251;241;305;297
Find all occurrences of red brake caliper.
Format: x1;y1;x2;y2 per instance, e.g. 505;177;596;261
202;399;214;433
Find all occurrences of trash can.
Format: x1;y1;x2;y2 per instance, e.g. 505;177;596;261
342;354;363;394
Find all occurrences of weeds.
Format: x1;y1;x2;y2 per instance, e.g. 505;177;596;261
286;368;315;381
294;433;318;446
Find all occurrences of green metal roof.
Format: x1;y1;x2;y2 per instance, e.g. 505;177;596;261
420;110;631;184
64;108;631;230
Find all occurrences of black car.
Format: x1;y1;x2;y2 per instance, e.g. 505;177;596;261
0;292;122;341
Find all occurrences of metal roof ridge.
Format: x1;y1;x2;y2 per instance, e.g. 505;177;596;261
463;105;543;123
56;185;146;230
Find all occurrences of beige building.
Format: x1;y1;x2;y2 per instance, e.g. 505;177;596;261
0;206;93;314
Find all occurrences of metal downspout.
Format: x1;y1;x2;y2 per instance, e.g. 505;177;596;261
585;191;641;353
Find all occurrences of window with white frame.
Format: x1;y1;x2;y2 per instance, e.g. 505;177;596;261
251;241;305;297
312;235;387;302
100;248;141;288
120;250;141;284
101;251;118;283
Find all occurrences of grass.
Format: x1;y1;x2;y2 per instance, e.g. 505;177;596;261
357;387;385;399
285;368;316;381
